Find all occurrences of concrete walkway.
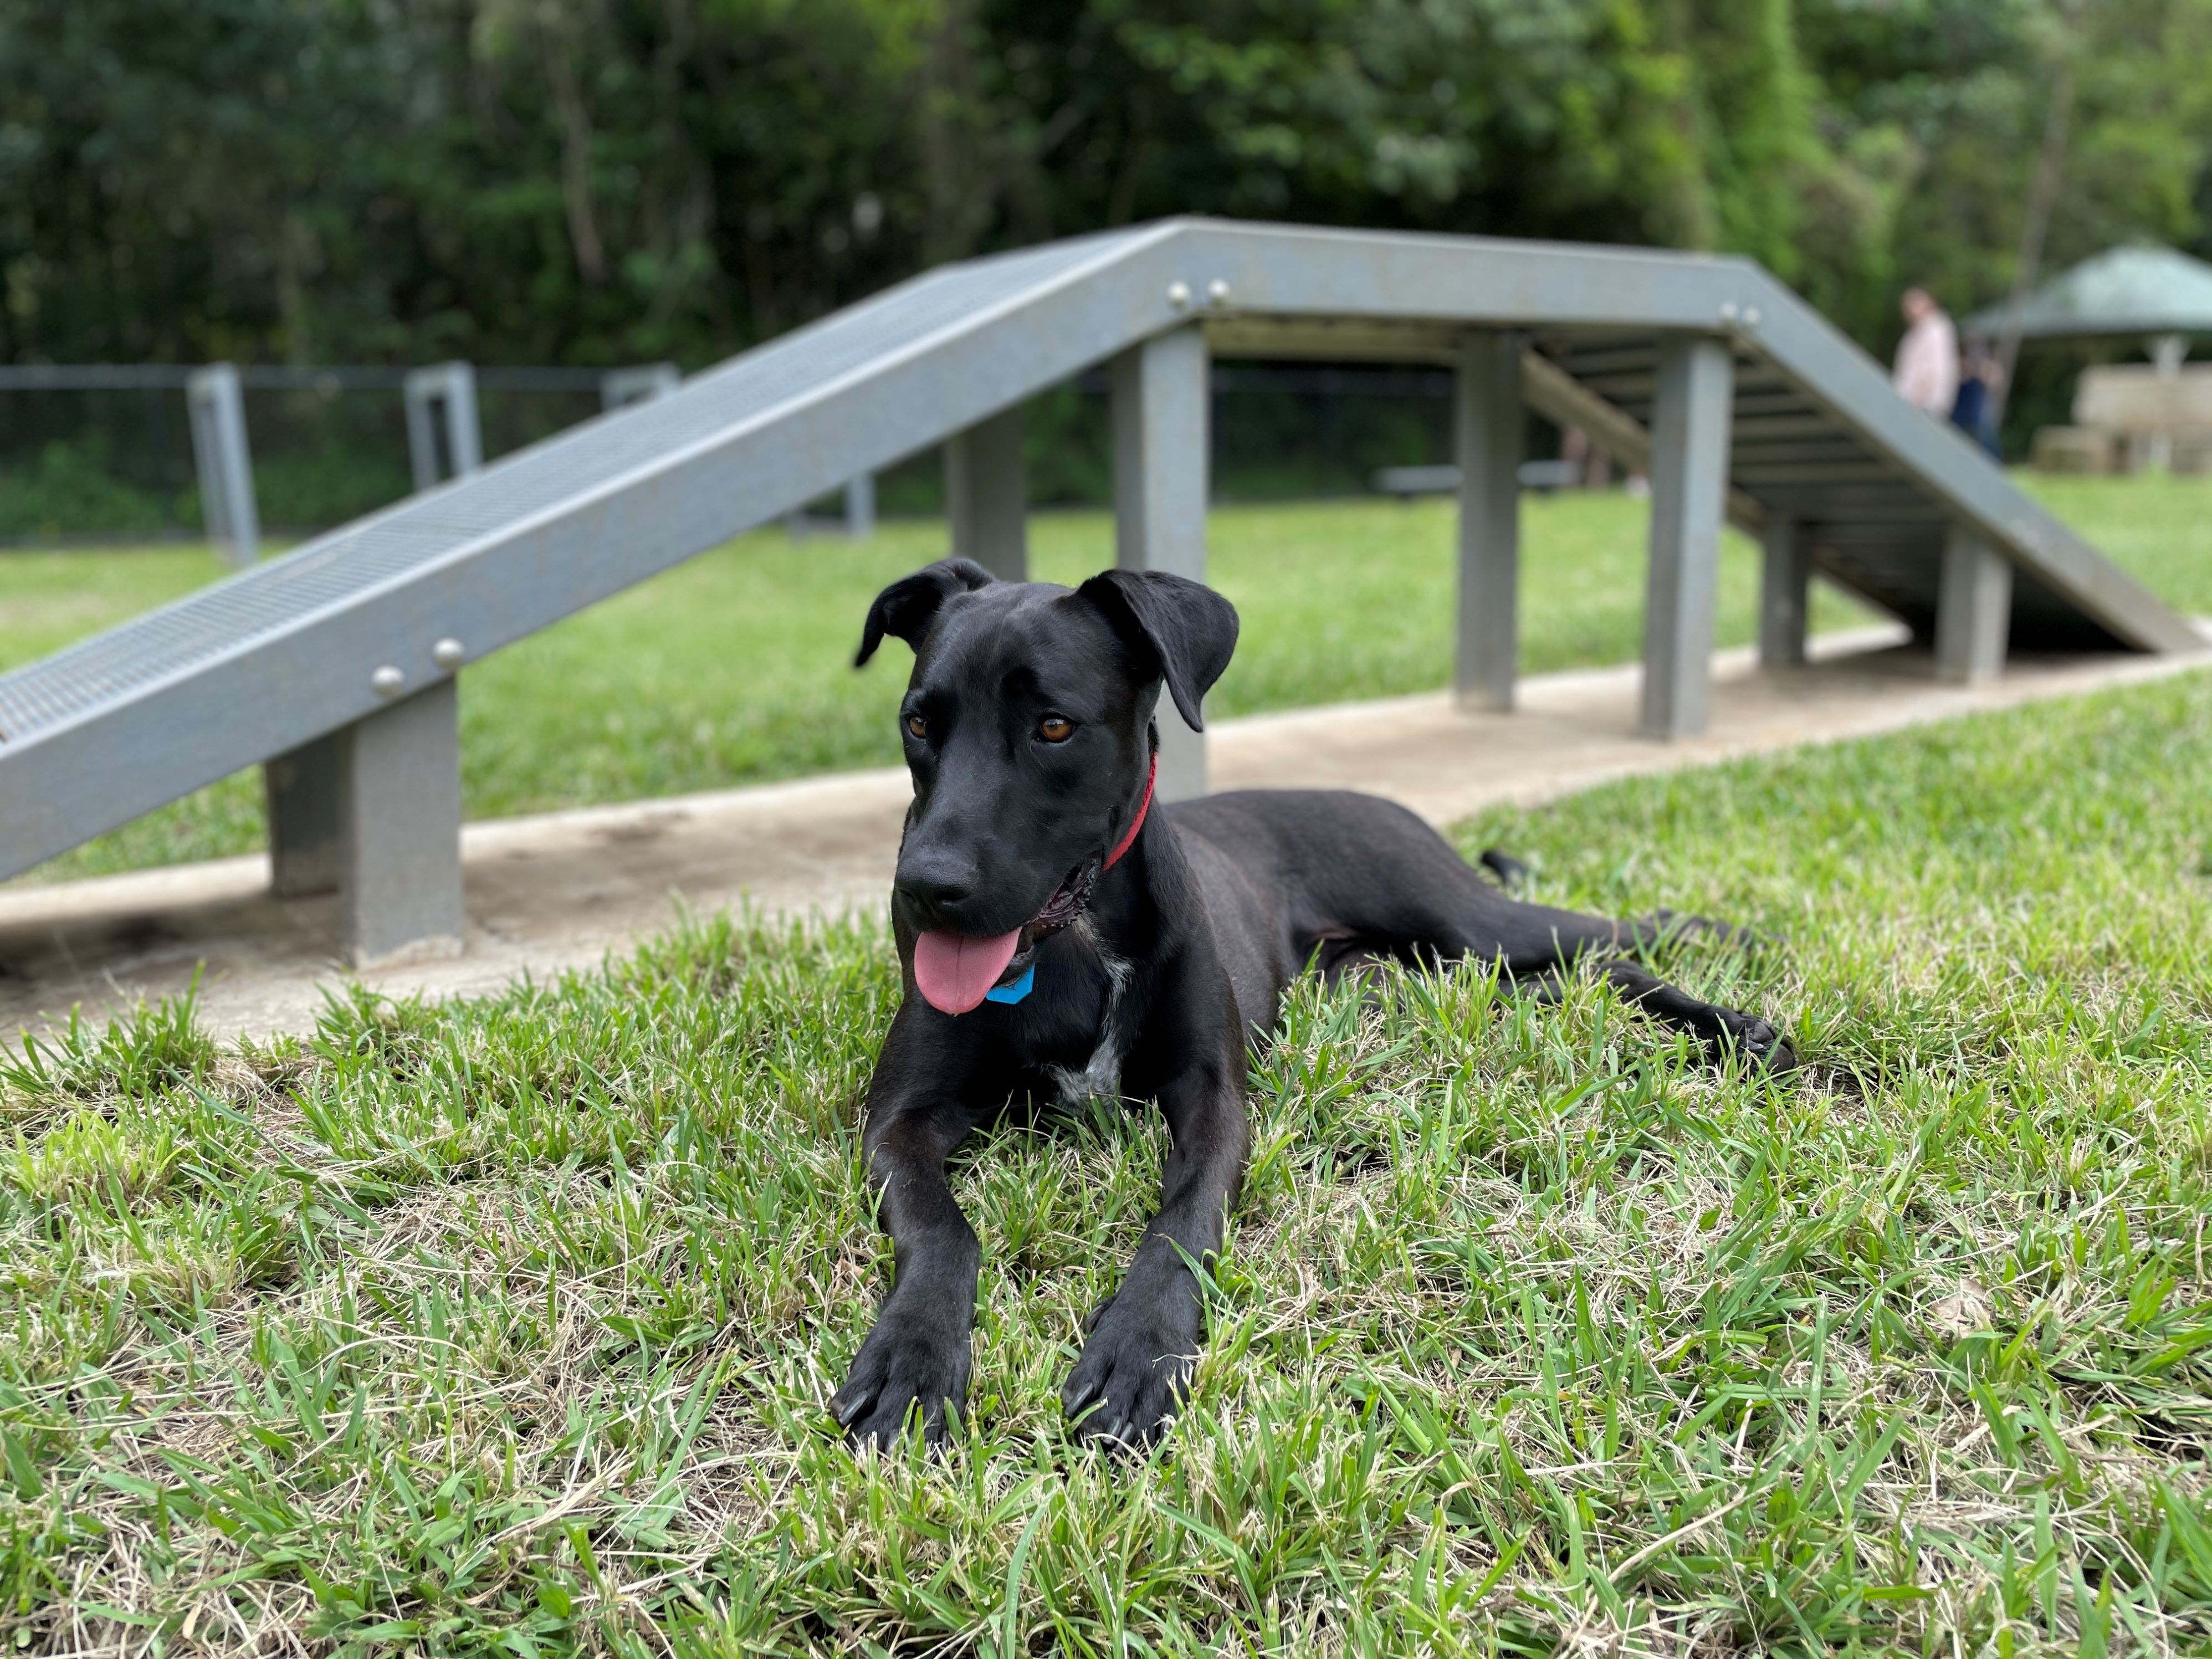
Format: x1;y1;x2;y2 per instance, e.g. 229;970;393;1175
4;623;2206;1041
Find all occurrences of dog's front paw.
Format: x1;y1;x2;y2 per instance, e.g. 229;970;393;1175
1061;1283;1200;1454
831;1307;971;1451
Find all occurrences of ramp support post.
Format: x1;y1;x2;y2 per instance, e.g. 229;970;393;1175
945;404;1029;580
1759;514;1812;669
1112;325;1210;802
404;363;483;490
334;678;465;966
186;363;260;566
846;473;876;540
1455;331;1524;711
1936;527;2011;684
1641;335;1735;738
265;736;344;898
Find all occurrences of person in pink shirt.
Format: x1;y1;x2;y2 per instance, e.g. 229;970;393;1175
1892;286;1960;417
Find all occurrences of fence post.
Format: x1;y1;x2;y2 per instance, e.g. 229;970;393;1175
1111;325;1210;802
945;404;1028;580
1935;526;2011;684
1455;331;1523;711
185;363;260;566
404;362;483;490
846;472;875;540
403;370;438;491
599;362;680;409
1759;514;1812;669
1641;335;1735;738
443;363;482;476
335;675;465;966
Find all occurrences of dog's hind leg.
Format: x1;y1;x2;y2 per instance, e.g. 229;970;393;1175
1477;911;1795;1073
1508;966;1569;1005
1251;795;1794;1071
1341;857;1795;1071
1595;958;1795;1072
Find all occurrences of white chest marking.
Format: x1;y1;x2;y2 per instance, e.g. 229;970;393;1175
1047;926;1134;1106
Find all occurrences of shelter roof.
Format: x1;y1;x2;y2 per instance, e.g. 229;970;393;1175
1964;244;2212;340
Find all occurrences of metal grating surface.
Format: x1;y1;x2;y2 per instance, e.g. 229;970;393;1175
0;229;1155;744
1532;336;2131;650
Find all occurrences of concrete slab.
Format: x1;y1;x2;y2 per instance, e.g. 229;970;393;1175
4;623;2206;1042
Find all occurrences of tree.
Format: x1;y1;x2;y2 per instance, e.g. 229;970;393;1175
2;0;2208;376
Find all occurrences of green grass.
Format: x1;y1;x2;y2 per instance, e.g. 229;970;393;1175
0;542;243;665
2020;473;2212;616
3;669;2210;1653
5;473;2209;884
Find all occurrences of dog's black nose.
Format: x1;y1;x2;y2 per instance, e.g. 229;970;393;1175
897;872;972;909
894;851;980;928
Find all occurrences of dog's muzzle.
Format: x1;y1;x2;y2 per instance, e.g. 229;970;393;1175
910;858;1098;1015
908;752;1154;1017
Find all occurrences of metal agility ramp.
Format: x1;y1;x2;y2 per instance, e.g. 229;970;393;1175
1;220;2196;963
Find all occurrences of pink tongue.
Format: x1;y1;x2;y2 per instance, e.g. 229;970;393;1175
912;929;1023;1015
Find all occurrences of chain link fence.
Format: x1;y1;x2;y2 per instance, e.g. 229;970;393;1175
3;361;1593;549
0;365;665;549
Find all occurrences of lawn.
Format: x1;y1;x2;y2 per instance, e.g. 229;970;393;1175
3;473;2208;885
3;668;2209;1653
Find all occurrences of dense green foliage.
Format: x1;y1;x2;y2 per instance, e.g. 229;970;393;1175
2;670;2209;1651
3;0;2208;375
3;0;2207;531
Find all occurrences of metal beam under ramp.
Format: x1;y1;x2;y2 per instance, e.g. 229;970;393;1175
1;220;2196;964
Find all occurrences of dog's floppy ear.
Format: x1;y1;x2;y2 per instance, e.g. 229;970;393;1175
1077;569;1239;732
854;558;996;666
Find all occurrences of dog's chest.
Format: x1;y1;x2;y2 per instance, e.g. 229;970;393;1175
1013;924;1135;1105
1046;1016;1128;1108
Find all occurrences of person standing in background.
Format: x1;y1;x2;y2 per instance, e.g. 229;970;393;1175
1950;337;2005;459
1892;287;1960;419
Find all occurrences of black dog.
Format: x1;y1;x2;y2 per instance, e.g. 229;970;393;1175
830;559;1794;1452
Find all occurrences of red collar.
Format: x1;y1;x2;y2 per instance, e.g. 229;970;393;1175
1102;751;1156;871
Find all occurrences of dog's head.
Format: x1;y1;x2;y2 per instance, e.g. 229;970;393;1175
856;557;1238;1012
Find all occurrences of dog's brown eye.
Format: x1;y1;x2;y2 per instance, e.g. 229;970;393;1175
1037;715;1074;744
905;713;928;740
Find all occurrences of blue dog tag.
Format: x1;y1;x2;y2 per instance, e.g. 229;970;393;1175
985;963;1036;1005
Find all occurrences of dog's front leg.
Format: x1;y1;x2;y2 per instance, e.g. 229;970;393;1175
831;1066;984;1450
1062;1042;1250;1452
